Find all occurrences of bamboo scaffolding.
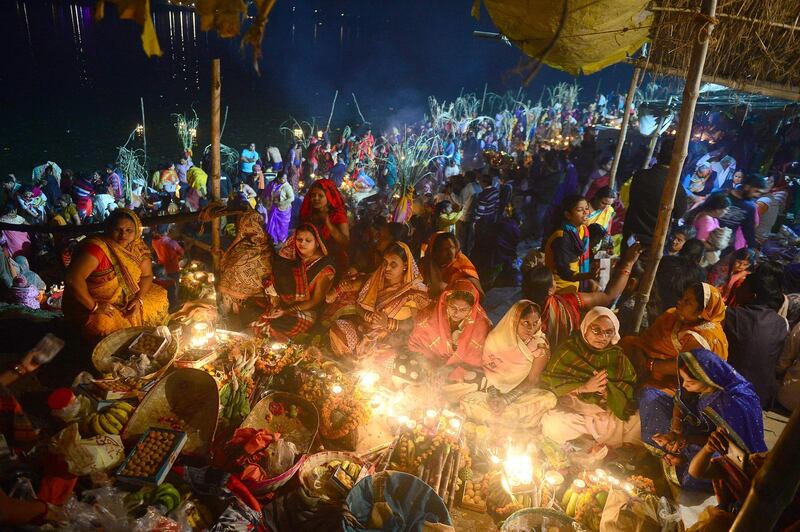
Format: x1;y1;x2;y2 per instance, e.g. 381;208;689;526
630;0;718;332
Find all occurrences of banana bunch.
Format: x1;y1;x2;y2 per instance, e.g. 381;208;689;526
126;483;182;513
80;401;134;437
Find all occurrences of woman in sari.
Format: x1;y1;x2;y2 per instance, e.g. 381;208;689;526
409;279;491;388
63;209;169;339
264;174;294;244
461;301;558;427
650;349;767;489
544;195;596;293
540;308;640;447
329;242;429;361
708;248;756;307
421;231;483;300
252;223;335;341
627;283;729;459
218;210;273;327
300;178;350;270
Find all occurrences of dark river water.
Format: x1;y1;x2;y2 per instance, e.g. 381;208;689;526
0;0;625;176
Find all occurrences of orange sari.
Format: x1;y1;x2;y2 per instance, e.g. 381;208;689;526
622;282;728;391
421;232;479;298
63;209;168;338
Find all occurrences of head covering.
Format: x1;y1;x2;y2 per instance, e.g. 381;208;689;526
678;349;767;454
422;232;479;294
699;282;726;323
579;306;621;345
13;256;45;291
271;223;334;303
358;242;428;314
219;210;273;303
483;300;549;394
299;178;348;239
408;279;491;370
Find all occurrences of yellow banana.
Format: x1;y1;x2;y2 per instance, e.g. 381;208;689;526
112;402;135;414
101;413;123;433
106;407;129;425
90;414;106;436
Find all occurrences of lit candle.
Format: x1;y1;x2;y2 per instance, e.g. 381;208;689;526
370;394;381;409
397;415;409;426
405;419;417;429
193;322;208;333
622;482;636;496
331;384;343;394
448;418;461;430
271;342;286;351
607;476;621;487
594;468;607;480
358;371;379;391
544;470;564;487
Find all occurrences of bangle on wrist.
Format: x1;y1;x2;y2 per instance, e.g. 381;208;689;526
13;363;27;376
647;358;655;373
90;302;99;313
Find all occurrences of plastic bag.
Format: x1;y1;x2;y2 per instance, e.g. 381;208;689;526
267;438;298;477
49;423;125;476
132;506;181;532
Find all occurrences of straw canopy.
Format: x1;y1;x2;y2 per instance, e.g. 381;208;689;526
646;0;800;101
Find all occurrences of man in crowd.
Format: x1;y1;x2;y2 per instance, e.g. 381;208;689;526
239;142;259;184
718;174;768;252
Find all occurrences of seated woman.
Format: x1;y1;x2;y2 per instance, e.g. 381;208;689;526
63;209;169;339
544;194;596;293
421;231;483;300
409;280;491;394
625;283;728;455
460;300;557;427
329;242;429;361
252;223;335;341
300;178;350;270
540;308;639;447
218;210;273;328
523;241;642;346
651;349;767;490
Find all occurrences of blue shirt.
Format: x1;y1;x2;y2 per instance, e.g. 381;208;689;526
240;149;259;173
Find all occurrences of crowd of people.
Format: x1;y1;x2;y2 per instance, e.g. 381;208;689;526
3;90;800;528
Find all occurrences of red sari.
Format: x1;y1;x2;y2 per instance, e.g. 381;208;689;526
408;279;491;371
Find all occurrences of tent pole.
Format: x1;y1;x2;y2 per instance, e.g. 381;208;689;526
630;0;717;333
608;65;641;187
731;406;800;530
210;59;222;273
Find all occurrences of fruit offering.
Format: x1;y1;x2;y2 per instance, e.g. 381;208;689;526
459;476;487;512
117;428;187;485
328;459;364;493
129;333;168;358
80;401;134;437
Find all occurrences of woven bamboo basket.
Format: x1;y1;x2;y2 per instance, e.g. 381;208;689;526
92;326;177;380
122;368;219;456
298;451;369;499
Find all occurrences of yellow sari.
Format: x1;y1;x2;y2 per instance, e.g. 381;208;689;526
63;209;168;338
621;282;728;391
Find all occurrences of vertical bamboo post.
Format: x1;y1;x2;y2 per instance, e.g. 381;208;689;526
731;406;800;531
140;97;148;175
481;83;488;113
608;65;641;188
642;131;660;170
210;59;222;273
630;0;717;332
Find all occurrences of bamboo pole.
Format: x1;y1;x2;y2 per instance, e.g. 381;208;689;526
608;65;641;188
210;59;222;273
481;83;488;113
731;406;800;531
630;0;718;333
326;90;338;131
140;97;147;170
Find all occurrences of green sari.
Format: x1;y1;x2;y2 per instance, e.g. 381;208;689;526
542;333;637;420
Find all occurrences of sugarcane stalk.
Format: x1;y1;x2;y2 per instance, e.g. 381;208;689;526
444;447;461;505
439;446;458;500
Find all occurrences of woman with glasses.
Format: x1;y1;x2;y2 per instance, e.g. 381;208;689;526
459;300;557;428
540;307;639;447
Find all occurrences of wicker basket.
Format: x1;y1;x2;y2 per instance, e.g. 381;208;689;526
298;451;368;499
92;326;177;379
122;368;219;456
501;507;580;531
239;391;319;494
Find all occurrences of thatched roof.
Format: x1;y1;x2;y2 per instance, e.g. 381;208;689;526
646;0;800;100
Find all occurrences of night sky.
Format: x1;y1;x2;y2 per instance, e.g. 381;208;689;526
0;0;630;174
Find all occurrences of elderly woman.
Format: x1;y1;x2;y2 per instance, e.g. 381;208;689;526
652;349;767;489
329;242;429;361
540;308;639;447
626;283;729;457
63;209;169;339
409;279;491;390
460;300;557;427
421;231;483;300
218;210;273;327
252;223;335;341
